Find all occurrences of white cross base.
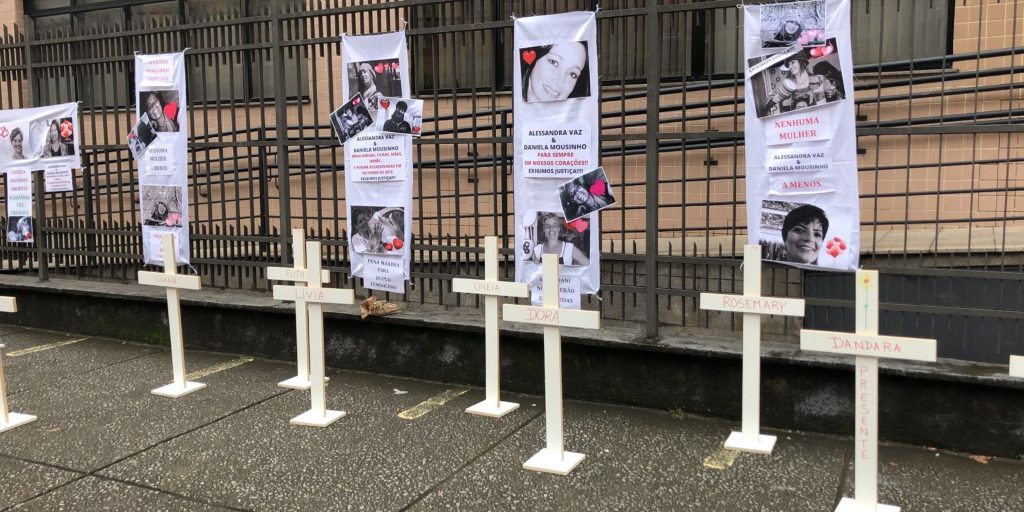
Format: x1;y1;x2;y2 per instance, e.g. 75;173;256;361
273;240;355;427
700;244;805;455
268;229;331;390
0;295;38;433
503;254;600;475
1009;355;1024;378
453;236;529;418
138;234;206;398
801;270;937;512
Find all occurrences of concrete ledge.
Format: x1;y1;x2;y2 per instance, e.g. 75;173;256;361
2;274;1022;458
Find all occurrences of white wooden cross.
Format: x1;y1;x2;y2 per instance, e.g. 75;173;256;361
801;270;937;512
0;296;36;433
268;229;331;390
139;234;206;398
453;236;529;418
1010;355;1024;378
273;240;355;427
699;244;805;454
503;254;600;475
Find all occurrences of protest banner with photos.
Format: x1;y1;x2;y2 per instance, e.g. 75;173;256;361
0;102;80;174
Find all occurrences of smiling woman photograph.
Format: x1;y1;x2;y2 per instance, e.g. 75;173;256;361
9;127;27;160
528;212;590;266
780;204;829;265
520;41;591;103
140;91;180;133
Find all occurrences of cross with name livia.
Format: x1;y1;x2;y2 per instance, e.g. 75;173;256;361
453;236;529;418
273;240;355;427
700;244;805;454
268;229;331;390
138;234;206;398
801;269;937;512
0;296;36;433
503;253;600;475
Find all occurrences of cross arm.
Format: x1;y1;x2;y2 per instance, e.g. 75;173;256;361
138;271;202;290
699;293;805;317
801;329;937;362
452;278;529;298
503;304;600;330
273;284;355;306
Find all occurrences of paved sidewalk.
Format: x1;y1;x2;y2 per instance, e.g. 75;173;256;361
0;325;1020;511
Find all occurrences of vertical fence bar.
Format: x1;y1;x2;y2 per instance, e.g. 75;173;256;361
271;2;292;264
643;0;660;339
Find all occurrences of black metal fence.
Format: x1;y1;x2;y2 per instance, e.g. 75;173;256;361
0;0;1021;361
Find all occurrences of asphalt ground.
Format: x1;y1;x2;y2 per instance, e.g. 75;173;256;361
0;324;1021;511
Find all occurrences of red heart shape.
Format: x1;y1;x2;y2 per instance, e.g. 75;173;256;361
588;179;606;197
821;45;834;56
380;98;391;109
412;126;421;134
839;242;847;250
522;49;536;66
829;248;840;258
374;62;385;74
809;47;822;58
393;239;404;249
163;101;178;122
564;218;589;233
826;241;834;249
385;243;393;251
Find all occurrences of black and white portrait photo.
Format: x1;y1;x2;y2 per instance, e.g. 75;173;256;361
557;167;616;222
522;211;591;267
330;94;375;146
758;199;853;269
141;185;184;228
748;37;845;119
375;97;423;137
519;42;591;103
128;114;158;160
350;205;405;255
6;215;33;244
138;90;181;133
347;59;402;114
759;0;827;49
0;123;31;163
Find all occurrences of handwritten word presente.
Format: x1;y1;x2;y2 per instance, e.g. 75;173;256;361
858;364;872;460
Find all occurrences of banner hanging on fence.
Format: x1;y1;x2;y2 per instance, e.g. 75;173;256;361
744;0;859;271
135;51;189;266
513;11;601;307
6;169;33;244
342;31;412;294
0;102;80;174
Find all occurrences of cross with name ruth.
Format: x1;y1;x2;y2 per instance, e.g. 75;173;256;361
700;244;805;454
268;229;331;390
452;236;529;418
801;269;937;512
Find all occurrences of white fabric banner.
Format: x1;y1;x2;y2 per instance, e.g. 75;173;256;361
513;11;601;306
0;102;80;173
6;169;33;244
135;51;190;266
744;0;858;271
342;32;413;293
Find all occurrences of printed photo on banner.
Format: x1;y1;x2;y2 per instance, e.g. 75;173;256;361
759;200;852;268
32;117;75;158
6;216;33;244
760;0;827;48
350;206;405;255
748;38;845;119
558;167;616;221
128;115;158;160
0;123;32;163
330;94;375;146
375;98;423;136
138;90;181;132
347;59;402;114
141;185;184;228
522;211;591;267
520;42;591;103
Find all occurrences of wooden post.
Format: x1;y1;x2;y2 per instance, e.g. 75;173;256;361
504;254;600;475
273;241;355;427
0;295;36;433
139;234;205;398
699;244;805;454
267;229;330;390
801;270;937;512
452;236;529;418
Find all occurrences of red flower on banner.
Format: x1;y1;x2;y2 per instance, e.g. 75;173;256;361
0;126;8;139
60;120;73;139
564;218;589;233
163;101;178;122
825;236;847;258
522;49;537;65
